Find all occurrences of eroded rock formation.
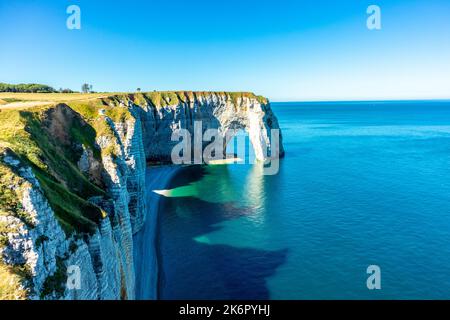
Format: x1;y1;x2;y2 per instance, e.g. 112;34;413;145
138;92;284;162
0;92;284;299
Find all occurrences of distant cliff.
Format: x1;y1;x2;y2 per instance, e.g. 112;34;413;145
0;92;284;299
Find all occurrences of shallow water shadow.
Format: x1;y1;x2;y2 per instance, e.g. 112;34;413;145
165;165;208;189
157;195;288;300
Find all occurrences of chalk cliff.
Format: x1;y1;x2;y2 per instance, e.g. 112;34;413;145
138;92;284;162
0;92;284;299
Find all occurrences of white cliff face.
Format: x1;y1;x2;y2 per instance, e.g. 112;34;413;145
139;93;284;162
0;148;138;299
0;92;283;300
0;156;68;299
115;104;147;232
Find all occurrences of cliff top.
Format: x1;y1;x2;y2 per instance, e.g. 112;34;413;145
0;91;268;110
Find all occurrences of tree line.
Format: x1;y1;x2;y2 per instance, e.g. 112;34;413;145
0;83;57;93
0;83;92;94
1;82;145;94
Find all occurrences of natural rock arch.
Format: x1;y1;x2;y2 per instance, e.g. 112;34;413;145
138;92;284;163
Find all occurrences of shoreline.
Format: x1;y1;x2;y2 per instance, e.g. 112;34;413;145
133;165;185;300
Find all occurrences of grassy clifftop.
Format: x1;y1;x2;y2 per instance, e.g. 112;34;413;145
132;91;268;107
0;91;268;108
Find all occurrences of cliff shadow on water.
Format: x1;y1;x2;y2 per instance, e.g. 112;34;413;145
165;166;209;189
155;165;288;300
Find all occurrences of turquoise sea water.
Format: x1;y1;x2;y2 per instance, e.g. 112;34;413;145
157;101;450;299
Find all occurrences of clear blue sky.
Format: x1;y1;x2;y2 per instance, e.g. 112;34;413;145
1;0;449;101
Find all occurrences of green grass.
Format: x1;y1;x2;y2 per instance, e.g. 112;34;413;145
124;91;268;108
68;97;132;158
0;163;32;228
33;169;102;234
0;92;109;102
0;263;28;300
2;98;26;103
0;105;107;235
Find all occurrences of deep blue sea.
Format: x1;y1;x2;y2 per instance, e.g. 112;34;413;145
157;101;450;299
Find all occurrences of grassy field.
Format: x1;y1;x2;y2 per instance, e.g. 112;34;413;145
0;92;109;102
0;263;27;300
0;93;111;109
